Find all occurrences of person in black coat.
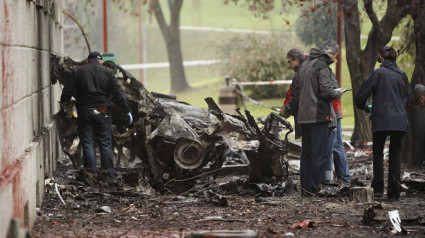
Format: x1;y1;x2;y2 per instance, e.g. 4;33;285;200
61;51;133;178
355;46;411;201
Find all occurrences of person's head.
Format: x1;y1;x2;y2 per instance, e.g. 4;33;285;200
286;48;306;71
377;46;397;63
413;84;425;107
319;40;340;62
87;51;104;64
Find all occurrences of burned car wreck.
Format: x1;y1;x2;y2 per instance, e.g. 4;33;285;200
51;55;294;191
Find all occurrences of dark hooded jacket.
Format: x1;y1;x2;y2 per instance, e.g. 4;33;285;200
355;60;411;133
60;59;130;113
285;48;342;126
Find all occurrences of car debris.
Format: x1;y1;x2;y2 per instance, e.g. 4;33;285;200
348;187;374;203
362;204;383;226
50;55;294;191
188;229;258;238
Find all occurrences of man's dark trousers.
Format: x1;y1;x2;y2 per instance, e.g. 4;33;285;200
372;131;404;199
300;122;330;194
77;108;114;176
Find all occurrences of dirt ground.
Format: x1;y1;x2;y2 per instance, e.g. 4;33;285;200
32;148;425;238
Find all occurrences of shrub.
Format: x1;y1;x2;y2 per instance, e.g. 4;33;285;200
219;33;294;99
295;1;339;47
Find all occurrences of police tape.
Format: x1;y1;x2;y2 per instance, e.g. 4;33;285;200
234;88;281;112
231;80;292;86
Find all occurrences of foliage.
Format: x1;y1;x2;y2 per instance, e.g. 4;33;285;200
295;1;339;46
218;34;293;99
393;17;416;78
224;0;275;18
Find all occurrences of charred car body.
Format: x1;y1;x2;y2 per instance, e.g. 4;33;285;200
51;55;294;189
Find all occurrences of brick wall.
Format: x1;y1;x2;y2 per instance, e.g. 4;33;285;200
0;0;63;236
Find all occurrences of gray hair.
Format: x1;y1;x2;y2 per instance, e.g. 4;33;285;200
319;40;340;55
413;84;425;103
287;48;306;63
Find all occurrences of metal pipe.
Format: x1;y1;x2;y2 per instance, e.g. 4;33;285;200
103;0;108;52
62;10;91;53
336;3;343;86
138;0;143;83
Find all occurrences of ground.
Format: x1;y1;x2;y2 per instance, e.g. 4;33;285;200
32;147;425;238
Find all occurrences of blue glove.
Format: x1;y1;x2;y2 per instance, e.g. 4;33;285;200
366;104;372;113
126;112;133;125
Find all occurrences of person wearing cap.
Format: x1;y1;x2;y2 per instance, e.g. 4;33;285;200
355;46;411;201
285;40;347;195
60;51;133;178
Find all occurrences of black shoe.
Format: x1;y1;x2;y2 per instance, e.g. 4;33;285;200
387;196;400;202
374;192;384;199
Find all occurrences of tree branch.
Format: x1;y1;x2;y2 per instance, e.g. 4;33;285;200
149;0;171;42
364;0;379;26
363;0;411;56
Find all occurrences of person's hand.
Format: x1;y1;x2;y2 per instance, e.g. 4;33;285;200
279;107;291;118
126;112;133;125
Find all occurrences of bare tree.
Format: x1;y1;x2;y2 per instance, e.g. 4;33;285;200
149;0;190;92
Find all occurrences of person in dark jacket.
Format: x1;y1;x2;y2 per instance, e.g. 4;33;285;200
355;46;411;201
281;48;306;139
285;40;346;194
61;51;133;177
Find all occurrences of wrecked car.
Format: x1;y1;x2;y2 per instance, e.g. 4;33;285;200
50;55;294;189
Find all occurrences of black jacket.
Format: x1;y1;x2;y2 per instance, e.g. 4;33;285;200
355;60;411;133
60;59;130;113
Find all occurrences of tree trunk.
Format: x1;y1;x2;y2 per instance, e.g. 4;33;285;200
402;0;425;167
150;0;190;93
340;0;411;144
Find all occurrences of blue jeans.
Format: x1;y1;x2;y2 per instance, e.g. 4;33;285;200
77;108;114;176
327;119;350;183
300;122;330;193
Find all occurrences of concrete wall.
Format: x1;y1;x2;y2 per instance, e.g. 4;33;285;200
0;0;63;236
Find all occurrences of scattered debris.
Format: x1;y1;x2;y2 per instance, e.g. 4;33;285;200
349;187;374;203
96;206;112;214
283;232;295;237
290;220;315;229
203;189;228;207
189;230;258;238
362;204;383;226
54;183;66;205
382;210;409;235
317;184;349;197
